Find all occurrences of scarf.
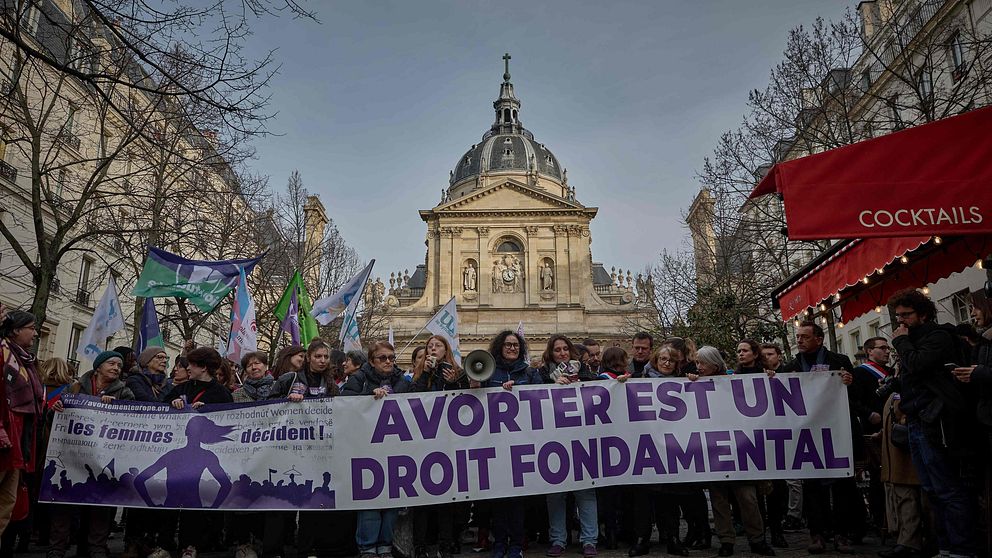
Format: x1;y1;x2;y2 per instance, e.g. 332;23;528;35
798;346;828;372
239;374;275;401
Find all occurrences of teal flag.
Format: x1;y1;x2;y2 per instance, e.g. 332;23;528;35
133;247;262;312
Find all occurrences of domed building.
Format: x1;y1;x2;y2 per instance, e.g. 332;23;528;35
382;54;651;352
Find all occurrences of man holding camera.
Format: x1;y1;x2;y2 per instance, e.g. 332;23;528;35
888;288;979;558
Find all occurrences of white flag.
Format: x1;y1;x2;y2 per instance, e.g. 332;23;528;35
387;325;395;347
77;275;126;363
339;301;362;353
311;260;375;326
338;267;369;353
425;297;461;365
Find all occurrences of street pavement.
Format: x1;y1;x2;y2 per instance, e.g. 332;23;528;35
14;528;890;558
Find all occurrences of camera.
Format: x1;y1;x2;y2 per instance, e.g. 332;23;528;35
876;375;900;399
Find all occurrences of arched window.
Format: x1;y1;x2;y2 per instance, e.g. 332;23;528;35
496;240;520;253
503;108;511;122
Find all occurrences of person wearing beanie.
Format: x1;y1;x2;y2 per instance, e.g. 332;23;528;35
127;347;168;403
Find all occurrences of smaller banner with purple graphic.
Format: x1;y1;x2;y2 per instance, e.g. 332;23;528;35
40;394;336;510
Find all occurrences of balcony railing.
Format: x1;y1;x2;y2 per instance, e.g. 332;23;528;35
0;160;16;182
75;288;91;307
57;131;81;151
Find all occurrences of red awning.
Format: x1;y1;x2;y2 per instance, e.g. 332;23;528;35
750;106;992;240
776;236;931;322
838;235;992;322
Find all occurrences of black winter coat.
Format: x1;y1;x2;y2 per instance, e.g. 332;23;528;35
341;363;410;396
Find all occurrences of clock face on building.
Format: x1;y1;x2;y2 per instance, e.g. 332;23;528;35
502;269;516;283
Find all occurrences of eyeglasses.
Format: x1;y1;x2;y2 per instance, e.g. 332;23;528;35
658;357;675;364
153;354;168;360
374;354;397;362
895;311;916;318
503;343;520;349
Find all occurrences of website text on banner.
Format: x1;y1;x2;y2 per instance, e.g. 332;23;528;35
42;373;852;511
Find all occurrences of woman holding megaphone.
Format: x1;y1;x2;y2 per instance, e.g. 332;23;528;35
470;331;543;558
409;335;466;558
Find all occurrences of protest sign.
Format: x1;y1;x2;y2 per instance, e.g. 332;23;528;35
42;373;852;510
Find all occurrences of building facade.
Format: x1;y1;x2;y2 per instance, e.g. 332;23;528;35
382;57;652;352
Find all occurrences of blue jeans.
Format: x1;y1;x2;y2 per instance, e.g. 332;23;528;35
356;509;398;554
907;420;978;557
547;489;598;547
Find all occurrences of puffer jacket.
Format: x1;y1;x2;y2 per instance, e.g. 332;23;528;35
410;361;469;392
269;369;340;399
341;362;410;396
480;356;542;389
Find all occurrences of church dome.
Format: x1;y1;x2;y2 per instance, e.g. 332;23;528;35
449;54;564;190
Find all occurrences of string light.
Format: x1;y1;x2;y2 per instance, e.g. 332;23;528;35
819;303;827;312
875;305;882;313
837;321;845;328
877;267;885;275
793;319;800;327
978;259;985;270
820;316;827;325
862;277;870;284
934;236;942;245
922;286;931;295
900;255;909;264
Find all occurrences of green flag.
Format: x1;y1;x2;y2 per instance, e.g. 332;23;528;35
274;271;319;346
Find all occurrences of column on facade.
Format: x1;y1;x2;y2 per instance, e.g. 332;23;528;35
478;226;491;306
524;225;539;306
553;224;570;302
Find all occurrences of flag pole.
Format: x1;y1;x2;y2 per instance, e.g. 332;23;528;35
396;296;454;357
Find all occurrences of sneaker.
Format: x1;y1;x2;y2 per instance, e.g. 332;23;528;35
181;547;197;558
582;544;597;558
148;548;171;558
545;545;564;558
234;545;257;558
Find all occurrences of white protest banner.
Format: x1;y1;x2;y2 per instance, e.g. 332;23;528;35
330;373;853;509
42;373;852;510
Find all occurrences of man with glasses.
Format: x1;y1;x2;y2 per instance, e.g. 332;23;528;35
888;288;979;558
582;338;602;374
852;337;893;537
783;321;863;554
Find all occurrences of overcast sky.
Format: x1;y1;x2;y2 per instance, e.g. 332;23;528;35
243;0;849;279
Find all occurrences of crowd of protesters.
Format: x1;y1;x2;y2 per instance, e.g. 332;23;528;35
0;285;990;558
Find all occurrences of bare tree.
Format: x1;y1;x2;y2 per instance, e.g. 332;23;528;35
0;0;311;330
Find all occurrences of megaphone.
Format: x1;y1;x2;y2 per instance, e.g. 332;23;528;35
463;349;496;383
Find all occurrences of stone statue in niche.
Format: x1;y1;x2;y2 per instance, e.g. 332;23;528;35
463;262;478;292
541;261;554;291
